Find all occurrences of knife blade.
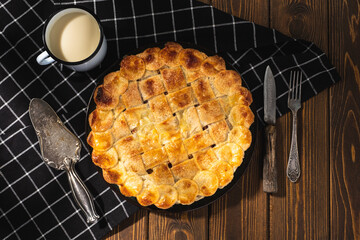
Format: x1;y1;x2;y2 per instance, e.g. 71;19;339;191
29;98;99;223
263;66;278;193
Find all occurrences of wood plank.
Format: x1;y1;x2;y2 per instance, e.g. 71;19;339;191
269;0;330;239
211;0;269;27
208;1;269;239
270;0;328;51
104;209;148;240
270;92;330;239
209;125;268;240
148;208;208;240
329;0;360;238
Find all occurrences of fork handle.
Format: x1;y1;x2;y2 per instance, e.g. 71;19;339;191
287;112;301;182
263;124;278;193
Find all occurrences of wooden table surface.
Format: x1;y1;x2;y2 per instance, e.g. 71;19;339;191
104;0;360;239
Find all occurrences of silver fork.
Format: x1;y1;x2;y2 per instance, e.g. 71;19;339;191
286;71;302;182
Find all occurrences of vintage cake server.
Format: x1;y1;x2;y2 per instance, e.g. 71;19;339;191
29;98;99;223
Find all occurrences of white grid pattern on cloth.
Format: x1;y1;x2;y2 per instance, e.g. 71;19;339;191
4;129;97;239
169;0;177;41
130;0;139;48
0;0;340;239
232;15;238;51
210;6;217;53
0;171;46;239
112;0;120;58
190;0;198;44
150;0;158;43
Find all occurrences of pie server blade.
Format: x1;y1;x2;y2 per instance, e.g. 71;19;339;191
29;98;99;223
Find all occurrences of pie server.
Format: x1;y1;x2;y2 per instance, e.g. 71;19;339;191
29;98;99;223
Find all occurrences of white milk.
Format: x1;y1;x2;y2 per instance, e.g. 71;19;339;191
48;12;100;62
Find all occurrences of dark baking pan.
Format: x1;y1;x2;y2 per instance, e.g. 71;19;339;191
85;41;257;212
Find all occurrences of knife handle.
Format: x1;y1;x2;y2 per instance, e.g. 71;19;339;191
64;158;100;223
263;125;278;193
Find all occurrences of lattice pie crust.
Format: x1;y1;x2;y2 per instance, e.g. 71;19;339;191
87;42;254;209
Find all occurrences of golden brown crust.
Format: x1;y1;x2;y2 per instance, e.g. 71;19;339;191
138;75;165;100
200;55;226;76
174;179;199;205
123;104;153;131
111;113;131;141
121;81;143;108
158;42;183;67
120;55;145;80
164;138;188;165
167;87;196;112
213;142;244;168
114;135;143;157
178;48;207;72
214;70;242;95
160;67;187;92
113;100;125;118
217;96;232;115
155;117;181;144
103;71;129;96
87;130;113;152
208;120;230;144
94;85;119;110
183;131;214;154
92;147;118;169
119;172;143;197
192;78;216;104
102;161;127;185
148;94;173;122
183;107;202;135
136;180;160;206
193;170;219;196
137;124;161;152
228;84;253;106
148;163;175;185
155;185;178;209
88;109;114;132
228;126;252;151
122;154;147;175
142;148;168;169
229;104;254;128
137;47;165;70
210;161;234;187
193;148;219;170
171;159;200;180
196;100;225;126
87;42;254;209
185;70;205;83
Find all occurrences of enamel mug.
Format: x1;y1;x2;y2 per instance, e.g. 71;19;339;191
36;6;107;72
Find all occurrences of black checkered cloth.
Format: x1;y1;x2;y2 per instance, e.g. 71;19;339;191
0;0;340;239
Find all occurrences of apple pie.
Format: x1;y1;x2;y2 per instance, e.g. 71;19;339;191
87;42;254;209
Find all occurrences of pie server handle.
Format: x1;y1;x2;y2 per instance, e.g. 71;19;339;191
64;157;99;223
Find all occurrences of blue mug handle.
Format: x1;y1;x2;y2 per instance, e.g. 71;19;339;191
36;51;55;65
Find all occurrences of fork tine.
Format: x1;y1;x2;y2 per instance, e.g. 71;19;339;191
288;71;292;102
292;71;296;99
296;71;300;99
299;71;302;100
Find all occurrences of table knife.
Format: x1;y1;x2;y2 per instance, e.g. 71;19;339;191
263;66;278;193
29;98;99;223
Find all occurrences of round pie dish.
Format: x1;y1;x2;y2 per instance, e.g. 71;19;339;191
86;42;256;212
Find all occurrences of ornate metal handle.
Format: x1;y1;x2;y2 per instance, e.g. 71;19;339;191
64;158;99;223
286;112;301;182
